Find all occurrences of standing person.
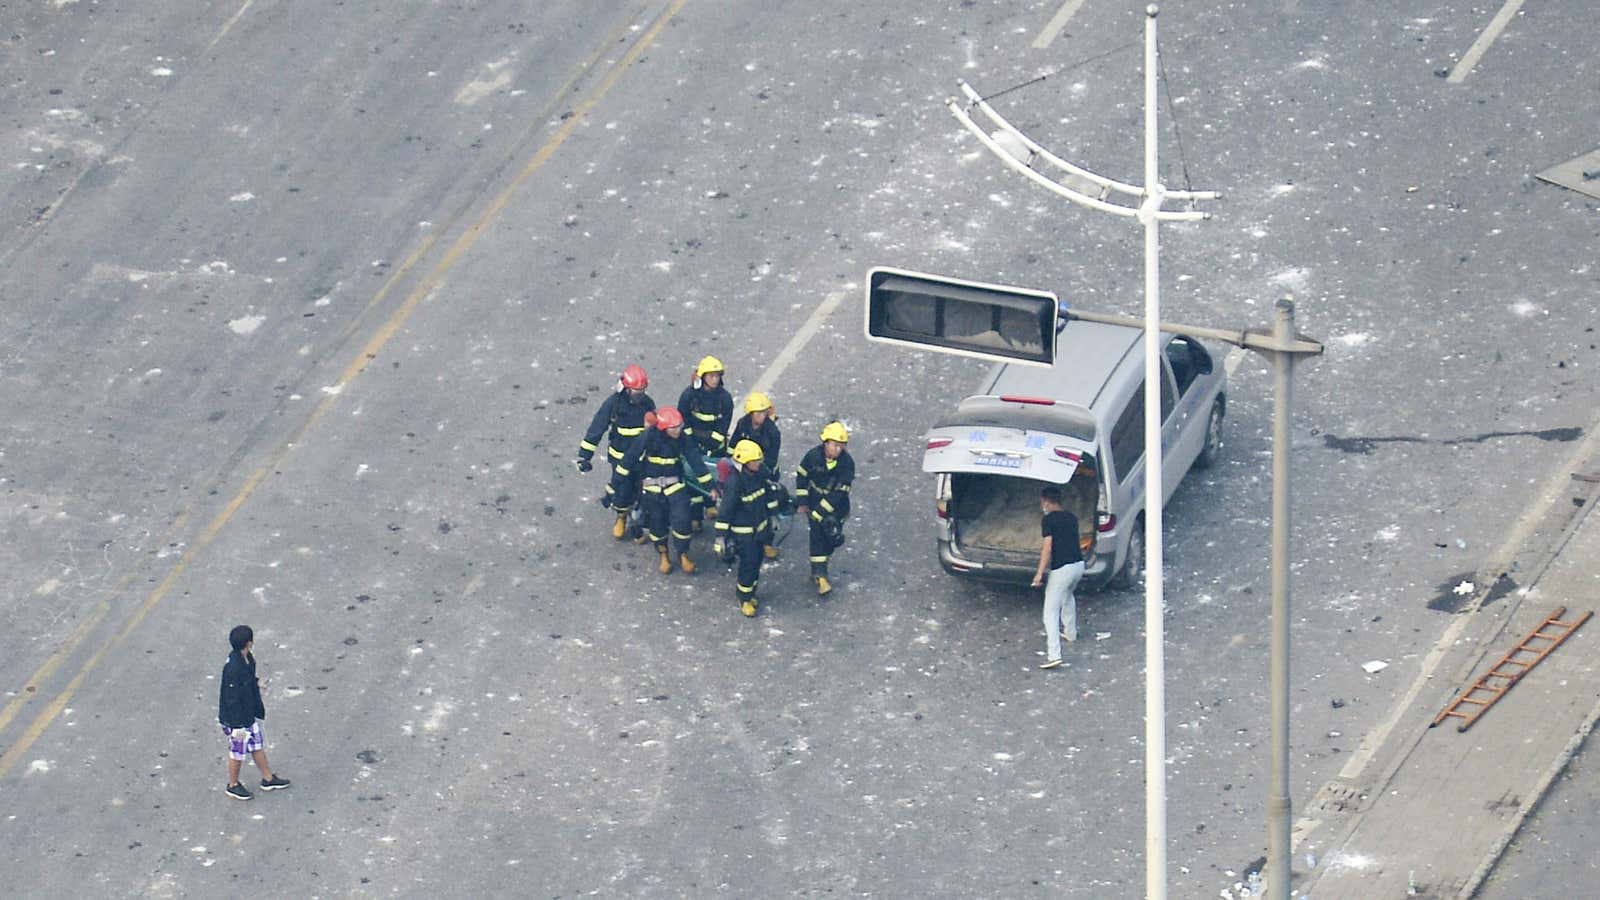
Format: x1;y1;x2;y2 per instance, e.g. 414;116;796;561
729;391;782;560
613;407;713;574
1030;485;1085;670
575;364;655;540
678;356;734;532
714;440;779;617
794;421;855;596
218;625;290;800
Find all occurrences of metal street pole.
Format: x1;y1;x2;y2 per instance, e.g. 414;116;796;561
1267;298;1296;898
946;7;1220;896
1138;7;1167;899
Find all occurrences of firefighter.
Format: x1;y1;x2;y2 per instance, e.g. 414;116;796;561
714;440;779;617
729;391;783;559
794;421;855;596
613;407;714;574
677;355;734;531
575;364;654;539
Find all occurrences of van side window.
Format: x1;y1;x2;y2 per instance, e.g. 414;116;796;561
1110;382;1146;482
1165;336;1210;396
1110;376;1176;482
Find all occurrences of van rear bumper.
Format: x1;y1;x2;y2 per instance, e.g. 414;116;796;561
937;540;1110;588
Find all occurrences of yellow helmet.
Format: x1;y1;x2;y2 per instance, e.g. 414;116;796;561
730;439;765;465
820;421;850;444
696;355;725;377
744;391;773;414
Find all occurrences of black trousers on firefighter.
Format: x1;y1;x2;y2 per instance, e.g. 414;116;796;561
604;455;638;514
641;483;693;555
808;515;841;578
732;529;765;603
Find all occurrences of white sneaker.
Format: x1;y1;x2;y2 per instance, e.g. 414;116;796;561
1040;658;1063;670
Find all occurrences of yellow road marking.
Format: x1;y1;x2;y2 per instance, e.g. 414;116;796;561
0;599;111;735
0;0;689;779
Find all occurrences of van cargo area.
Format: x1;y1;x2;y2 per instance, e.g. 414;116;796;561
948;467;1097;564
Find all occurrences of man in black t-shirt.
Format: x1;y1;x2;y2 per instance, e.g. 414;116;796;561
1031;485;1085;669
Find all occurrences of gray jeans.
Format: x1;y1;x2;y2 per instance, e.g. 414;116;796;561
1044;561;1085;662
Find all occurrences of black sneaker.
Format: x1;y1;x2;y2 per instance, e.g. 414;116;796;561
259;775;291;791
225;783;253;801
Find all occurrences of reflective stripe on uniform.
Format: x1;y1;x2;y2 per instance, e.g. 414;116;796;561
615;425;646;437
608;446;626;460
692;411;718;421
579;439;599;452
646;455;678;465
819;499;835;513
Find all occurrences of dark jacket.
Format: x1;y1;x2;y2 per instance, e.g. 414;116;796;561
729;414;781;478
677;384;734;456
794;445;854;522
218;649;266;729
613;427;714;502
578;390;656;464
715;467;779;532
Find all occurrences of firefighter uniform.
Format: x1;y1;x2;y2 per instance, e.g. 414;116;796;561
613;408;713;573
576;365;655;539
794;421;855;595
716;441;779;617
729;392;783;558
728;412;781;480
678;357;734;530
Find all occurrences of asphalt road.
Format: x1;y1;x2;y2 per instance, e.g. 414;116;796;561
2;1;1596;897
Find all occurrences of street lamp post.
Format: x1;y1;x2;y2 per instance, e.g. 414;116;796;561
948;7;1218;898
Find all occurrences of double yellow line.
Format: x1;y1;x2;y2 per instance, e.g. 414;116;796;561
0;0;689;779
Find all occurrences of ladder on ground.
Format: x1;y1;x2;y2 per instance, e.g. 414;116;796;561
1432;606;1593;733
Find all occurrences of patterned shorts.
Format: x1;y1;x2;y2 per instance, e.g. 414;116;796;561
223;721;264;760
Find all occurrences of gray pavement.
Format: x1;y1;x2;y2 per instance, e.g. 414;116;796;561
2;1;1598;897
1298;459;1600;898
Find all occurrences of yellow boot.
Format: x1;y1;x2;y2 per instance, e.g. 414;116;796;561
762;544;779;560
678;553;696;574
740;600;757;618
611;513;627;540
657;548;673;574
815;575;832;596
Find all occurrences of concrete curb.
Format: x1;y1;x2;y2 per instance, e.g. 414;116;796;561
1459;661;1600;899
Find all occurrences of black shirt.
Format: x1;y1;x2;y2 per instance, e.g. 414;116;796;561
1041;509;1083;569
218;650;266;728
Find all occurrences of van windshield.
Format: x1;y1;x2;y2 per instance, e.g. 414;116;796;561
936;396;1096;444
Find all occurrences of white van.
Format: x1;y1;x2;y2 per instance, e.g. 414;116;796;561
921;320;1226;590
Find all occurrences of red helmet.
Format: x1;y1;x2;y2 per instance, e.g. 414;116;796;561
621;364;648;390
654;407;684;431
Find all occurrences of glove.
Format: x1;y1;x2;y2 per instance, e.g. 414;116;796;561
574;458;593;473
230;727;250;742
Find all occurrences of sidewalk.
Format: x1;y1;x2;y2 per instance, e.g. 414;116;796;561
1296;473;1600;899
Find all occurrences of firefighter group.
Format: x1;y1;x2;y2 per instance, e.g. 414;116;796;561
575;358;854;618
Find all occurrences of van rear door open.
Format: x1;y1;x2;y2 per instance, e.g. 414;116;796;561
920;394;1098;483
921;425;1090;483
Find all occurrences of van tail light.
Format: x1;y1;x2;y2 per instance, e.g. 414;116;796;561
998;395;1055;406
1054;448;1081;462
926;437;954;450
936;497;949;519
1097;511;1116;533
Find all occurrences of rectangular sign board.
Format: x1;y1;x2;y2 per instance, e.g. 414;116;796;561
864;266;1060;367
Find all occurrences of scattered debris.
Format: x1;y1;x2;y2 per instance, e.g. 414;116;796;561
1361;660;1389;674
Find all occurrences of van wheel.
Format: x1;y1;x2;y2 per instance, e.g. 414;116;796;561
1110;516;1145;592
1196;401;1225;469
